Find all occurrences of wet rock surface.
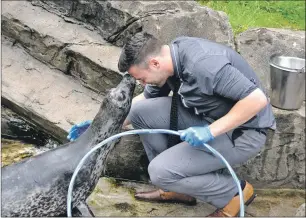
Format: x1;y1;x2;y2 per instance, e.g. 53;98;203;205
295;203;306;217
1;106;60;167
1;105;61;147
87;177;305;217
1;139;50;167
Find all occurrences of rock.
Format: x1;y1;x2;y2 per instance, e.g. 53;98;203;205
1;36;103;140
105;134;149;182
87;177;216;217
1;1;125;95
236;103;305;188
88;177;305;217
1;139;50;167
31;0;234;48
236;28;305;95
295;203;305;217
1;105;61;147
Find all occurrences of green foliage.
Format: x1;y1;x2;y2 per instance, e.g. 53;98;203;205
198;0;305;35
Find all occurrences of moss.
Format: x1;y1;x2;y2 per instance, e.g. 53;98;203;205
126;187;136;197
106;177;123;189
113;202;137;215
255;188;305;198
92;186;103;194
1;139;36;167
88;199;97;207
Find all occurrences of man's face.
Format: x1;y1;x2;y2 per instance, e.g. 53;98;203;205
128;58;168;87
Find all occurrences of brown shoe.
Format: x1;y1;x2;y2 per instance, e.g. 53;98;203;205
134;189;197;206
207;181;256;217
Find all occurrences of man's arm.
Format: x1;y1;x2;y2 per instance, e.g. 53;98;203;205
209;63;269;137
180;62;269;147
209;88;268;137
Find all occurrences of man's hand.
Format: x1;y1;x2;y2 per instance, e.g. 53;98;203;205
67;120;92;141
122;119;131;130
179;126;214;147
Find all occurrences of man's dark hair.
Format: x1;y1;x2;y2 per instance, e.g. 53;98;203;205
118;32;162;72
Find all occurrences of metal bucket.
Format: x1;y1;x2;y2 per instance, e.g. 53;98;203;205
269;55;305;110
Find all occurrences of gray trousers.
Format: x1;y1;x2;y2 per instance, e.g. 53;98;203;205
127;97;266;208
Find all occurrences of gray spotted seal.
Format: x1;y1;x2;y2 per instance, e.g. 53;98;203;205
1;74;135;217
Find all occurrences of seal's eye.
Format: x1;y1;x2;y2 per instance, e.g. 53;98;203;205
117;90;126;101
109;88;126;102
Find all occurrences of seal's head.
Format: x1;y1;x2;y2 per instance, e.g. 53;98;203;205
93;73;136;125
107;74;135;108
108;73;136;110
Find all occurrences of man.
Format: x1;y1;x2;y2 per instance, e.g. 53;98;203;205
69;33;276;217
118;32;277;217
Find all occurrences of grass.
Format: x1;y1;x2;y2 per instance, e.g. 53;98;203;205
198;0;305;35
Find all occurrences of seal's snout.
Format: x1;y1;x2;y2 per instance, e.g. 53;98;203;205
108;74;135;106
118;74;136;94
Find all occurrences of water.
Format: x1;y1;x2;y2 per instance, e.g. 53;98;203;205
1;105;61;167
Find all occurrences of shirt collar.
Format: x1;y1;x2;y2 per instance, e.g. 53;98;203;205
169;42;182;79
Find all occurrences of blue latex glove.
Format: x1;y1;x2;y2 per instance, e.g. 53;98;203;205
67;120;92;141
179;126;214;147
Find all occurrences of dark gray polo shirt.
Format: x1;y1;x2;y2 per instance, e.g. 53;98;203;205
144;37;276;130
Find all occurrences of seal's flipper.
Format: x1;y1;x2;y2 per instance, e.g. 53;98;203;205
72;202;95;217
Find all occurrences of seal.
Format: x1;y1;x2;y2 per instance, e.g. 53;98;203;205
1;74;136;217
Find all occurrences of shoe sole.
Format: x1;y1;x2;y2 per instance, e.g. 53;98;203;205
235;193;257;217
245;193;257;206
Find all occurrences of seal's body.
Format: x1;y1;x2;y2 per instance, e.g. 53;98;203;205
1;74;135;217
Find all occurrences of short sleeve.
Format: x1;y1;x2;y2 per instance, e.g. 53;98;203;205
213;64;258;101
143;83;171;98
192;55;230;95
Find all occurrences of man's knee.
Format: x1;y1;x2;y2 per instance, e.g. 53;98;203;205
148;160;167;187
148;158;179;187
128;97;171;129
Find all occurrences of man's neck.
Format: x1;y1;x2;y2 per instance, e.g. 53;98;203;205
161;45;174;77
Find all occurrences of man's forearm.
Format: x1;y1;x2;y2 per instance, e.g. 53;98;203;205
209;88;268;137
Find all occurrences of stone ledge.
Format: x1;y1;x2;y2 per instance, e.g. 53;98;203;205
2;36;102;137
31;0;234;48
1;1;125;95
87;177;305;217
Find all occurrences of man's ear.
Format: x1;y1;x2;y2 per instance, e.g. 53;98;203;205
148;58;160;68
